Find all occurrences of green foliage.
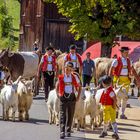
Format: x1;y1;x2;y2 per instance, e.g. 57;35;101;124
0;0;20;50
0;3;14;49
1;15;13;37
44;0;140;44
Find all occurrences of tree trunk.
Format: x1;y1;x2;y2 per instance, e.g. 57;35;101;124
101;43;112;58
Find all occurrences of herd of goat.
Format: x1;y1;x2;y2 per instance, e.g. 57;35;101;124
0;48;140;131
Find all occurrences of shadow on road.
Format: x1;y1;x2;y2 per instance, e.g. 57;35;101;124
15;118;49;125
80;128;102;135
118;122;140;127
127;118;140;121
66;136;98;140
33;96;44;100
118;127;140;132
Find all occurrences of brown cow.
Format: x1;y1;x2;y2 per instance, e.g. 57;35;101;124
94;57;114;85
56;52;66;74
0;48;41;81
130;60;140;97
0;48;41;96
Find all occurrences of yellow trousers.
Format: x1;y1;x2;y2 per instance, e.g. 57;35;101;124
113;76;130;115
113;76;130;93
102;105;116;123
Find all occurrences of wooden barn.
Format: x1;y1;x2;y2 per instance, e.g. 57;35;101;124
19;0;84;53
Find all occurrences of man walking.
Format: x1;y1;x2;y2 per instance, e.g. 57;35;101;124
109;46;140;119
64;44;82;74
82;52;95;87
37;47;57;101
56;61;81;139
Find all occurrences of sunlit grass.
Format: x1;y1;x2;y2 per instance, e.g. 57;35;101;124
0;0;20;51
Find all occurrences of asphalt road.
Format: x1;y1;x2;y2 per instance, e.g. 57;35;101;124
0;92;87;140
0;89;140;140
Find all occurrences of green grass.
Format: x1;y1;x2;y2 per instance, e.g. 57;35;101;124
6;0;20;35
6;0;20;50
0;0;20;50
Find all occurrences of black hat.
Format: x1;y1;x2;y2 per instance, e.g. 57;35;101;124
46;47;55;51
119;46;130;52
101;75;112;85
69;44;77;50
65;61;73;68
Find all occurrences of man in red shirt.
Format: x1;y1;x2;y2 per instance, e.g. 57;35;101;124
64;45;82;75
109;46;140;119
37;47;57;101
56;61;81;139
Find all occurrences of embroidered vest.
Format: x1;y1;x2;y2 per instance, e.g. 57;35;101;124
58;74;79;96
113;57;131;76
100;86;114;105
66;53;82;67
42;55;56;72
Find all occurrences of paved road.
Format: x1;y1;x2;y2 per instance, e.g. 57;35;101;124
0;92;86;140
0;90;140;140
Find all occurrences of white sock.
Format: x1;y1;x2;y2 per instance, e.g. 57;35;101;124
103;124;108;133
121;107;125;115
112;122;118;134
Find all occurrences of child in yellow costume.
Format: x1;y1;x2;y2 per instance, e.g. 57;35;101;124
99;75;119;140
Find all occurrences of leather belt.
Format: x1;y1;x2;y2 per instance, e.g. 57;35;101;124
71;59;77;62
65;82;72;85
122;66;128;69
48;61;52;64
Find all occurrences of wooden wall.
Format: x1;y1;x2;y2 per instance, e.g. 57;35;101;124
19;1;84;53
42;3;84;53
19;0;44;51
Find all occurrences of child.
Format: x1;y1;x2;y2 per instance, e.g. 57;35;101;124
99;75;119;140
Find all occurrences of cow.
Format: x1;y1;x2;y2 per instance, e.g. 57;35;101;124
0;48;40;95
56;52;66;74
130;60;140;97
94;57;113;85
0;48;40;80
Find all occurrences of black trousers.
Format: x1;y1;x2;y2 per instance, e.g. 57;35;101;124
74;68;79;74
43;71;55;99
82;74;92;87
60;93;76;134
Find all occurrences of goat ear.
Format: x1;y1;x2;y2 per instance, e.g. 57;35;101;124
14;76;22;85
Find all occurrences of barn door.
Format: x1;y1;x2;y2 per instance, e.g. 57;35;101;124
42;3;84;53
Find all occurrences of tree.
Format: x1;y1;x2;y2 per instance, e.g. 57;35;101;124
0;2;14;49
44;0;140;57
